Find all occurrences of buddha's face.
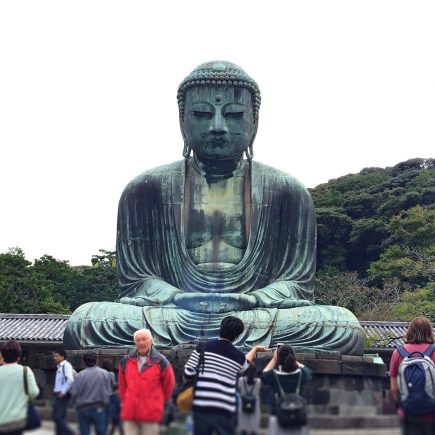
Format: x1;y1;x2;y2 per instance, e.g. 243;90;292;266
182;86;255;160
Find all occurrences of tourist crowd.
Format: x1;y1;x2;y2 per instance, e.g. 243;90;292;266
0;315;434;435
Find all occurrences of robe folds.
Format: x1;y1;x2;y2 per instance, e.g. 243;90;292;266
64;160;363;355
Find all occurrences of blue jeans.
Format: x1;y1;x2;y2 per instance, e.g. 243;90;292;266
77;407;106;435
193;410;236;435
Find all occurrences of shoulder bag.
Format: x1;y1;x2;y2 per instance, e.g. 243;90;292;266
23;366;41;430
175;341;206;413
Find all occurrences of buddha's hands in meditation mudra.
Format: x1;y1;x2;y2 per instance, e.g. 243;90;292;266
175;293;258;313
120;291;313;312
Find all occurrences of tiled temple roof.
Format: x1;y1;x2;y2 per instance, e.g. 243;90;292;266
0;314;433;348
0;313;69;343
360;321;410;348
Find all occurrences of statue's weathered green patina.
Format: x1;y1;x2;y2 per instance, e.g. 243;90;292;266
64;61;364;355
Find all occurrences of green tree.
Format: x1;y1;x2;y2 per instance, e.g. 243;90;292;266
316;208;352;270
347;218;388;274
312;158;435;278
368;206;435;290
393;284;435;321
80;250;119;307
0;248;68;313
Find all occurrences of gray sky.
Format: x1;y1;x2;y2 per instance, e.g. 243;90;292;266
1;1;434;266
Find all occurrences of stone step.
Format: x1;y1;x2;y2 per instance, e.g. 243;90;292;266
308;415;400;429
31;420;402;435
35;403;400;431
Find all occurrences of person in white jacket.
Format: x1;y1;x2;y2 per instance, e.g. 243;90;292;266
0;340;39;435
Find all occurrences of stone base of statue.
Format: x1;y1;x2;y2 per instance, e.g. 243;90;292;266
57;346;398;430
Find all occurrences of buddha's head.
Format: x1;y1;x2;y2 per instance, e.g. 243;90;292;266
177;61;261;162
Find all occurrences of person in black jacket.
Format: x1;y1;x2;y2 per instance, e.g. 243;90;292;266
262;345;312;435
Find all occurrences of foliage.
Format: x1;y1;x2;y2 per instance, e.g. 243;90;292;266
368;206;435;290
81;250;118;308
315;208;352;269
393;284;435;322
312;158;434;321
315;268;401;320
0;248;69;313
312;158;435;277
0;248;118;314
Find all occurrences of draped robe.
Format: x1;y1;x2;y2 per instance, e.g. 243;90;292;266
64;160;363;355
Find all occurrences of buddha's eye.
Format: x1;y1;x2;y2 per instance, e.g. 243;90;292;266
223;103;245;120
224;111;244;120
192;111;213;120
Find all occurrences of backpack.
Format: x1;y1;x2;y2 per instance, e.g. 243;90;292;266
397;343;435;416
273;370;307;428
61;362;77;382
240;378;256;414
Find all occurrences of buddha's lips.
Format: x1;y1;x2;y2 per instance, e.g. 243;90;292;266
208;138;228;146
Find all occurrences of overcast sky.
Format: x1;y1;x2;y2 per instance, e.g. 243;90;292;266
1;1;434;266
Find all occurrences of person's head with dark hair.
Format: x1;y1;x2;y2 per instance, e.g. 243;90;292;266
101;358;113;372
83;351;98;367
57;349;67;358
406;316;435;344
277;345;298;373
219;316;244;342
245;360;257;385
53;349;67;365
0;340;22;363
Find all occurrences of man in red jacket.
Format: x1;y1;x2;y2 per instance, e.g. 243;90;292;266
118;328;175;435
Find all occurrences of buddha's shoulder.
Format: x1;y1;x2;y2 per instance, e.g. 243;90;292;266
123;160;184;191
251;161;309;192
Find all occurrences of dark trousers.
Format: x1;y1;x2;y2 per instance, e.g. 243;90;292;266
106;393;123;435
402;415;435;435
193;410;236;435
53;395;75;435
77;407;106;435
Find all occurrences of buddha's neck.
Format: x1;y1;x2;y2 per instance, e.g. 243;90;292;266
192;154;243;182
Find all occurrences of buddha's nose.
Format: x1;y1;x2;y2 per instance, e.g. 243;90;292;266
210;111;228;134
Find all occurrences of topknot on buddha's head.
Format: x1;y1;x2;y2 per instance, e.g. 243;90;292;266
177;61;261;120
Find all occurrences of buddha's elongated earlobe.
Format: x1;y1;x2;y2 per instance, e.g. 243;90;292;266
245;117;258;161
183;141;192;159
245;144;253;161
179;115;191;159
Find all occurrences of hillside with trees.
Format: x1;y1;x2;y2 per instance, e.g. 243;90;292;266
0;158;433;321
312;158;434;321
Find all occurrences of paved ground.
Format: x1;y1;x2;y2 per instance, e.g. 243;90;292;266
31;420;401;435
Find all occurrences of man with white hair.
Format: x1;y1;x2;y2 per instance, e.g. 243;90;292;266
118;329;175;435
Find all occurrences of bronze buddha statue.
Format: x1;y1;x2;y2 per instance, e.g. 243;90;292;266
64;61;363;355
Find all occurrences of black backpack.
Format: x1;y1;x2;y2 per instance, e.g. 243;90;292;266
274;370;307;428
240;378;256;414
